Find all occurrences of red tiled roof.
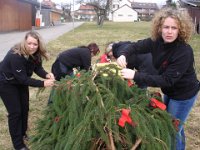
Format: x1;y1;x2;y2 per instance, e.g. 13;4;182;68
79;5;95;10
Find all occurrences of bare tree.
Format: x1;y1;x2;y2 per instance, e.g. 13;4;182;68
61;2;72;21
166;0;176;7
77;0;112;26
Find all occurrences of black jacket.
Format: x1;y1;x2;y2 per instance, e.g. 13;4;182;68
119;38;199;100
0;50;47;87
112;41;157;74
58;47;91;70
112;41;158;88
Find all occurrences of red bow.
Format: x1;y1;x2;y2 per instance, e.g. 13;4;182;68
127;79;134;87
118;109;136;127
76;73;81;77
150;98;166;110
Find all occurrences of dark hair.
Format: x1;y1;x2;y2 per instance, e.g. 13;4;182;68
88;43;100;55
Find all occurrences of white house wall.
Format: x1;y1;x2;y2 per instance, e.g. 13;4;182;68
113;5;138;22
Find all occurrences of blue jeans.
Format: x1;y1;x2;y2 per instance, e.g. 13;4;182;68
164;94;198;150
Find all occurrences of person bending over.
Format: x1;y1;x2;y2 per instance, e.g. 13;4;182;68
0;31;55;150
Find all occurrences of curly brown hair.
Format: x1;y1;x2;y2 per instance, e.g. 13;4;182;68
151;7;194;43
12;31;49;60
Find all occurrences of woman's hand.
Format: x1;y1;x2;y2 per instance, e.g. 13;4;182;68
117;55;127;68
46;72;55;80
44;79;55;87
121;68;135;80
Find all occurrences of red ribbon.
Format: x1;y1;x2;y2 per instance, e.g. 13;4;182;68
54;116;62;123
127;79;134;87
76;73;81;77
150;98;166;110
118;109;136;127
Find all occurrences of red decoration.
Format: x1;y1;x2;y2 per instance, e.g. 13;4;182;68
54;116;62;123
150;98;166;110
172;118;180;131
118;109;136;127
76;73;81;77
127;79;134;87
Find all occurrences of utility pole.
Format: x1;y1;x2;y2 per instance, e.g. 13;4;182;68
73;0;75;33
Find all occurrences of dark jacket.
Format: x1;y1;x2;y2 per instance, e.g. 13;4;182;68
0;50;47;87
119;38;199;100
112;41;158;88
58;47;91;71
51;47;92;81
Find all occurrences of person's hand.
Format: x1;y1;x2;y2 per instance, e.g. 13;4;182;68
117;55;127;68
46;72;55;80
44;79;55;87
121;68;135;79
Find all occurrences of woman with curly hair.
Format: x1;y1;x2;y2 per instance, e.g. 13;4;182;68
117;7;199;150
0;31;55;150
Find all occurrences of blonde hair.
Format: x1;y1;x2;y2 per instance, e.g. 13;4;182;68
12;31;49;60
151;7;194;43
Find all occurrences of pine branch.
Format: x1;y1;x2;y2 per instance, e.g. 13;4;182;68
130;138;142;150
31;68;176;149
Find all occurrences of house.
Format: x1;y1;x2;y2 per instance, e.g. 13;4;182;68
39;8;63;26
179;0;200;33
131;2;159;21
109;0;138;22
40;0;62;26
112;4;138;22
0;0;63;33
75;4;96;21
0;0;39;32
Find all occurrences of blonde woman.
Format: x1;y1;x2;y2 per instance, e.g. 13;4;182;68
0;31;55;150
117;7;199;150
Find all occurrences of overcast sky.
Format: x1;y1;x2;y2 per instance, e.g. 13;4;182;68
50;0;177;9
51;0;169;5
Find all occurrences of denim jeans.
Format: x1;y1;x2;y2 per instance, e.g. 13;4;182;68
164;94;198;150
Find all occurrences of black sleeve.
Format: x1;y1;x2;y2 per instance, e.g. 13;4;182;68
119;38;153;57
134;46;192;87
112;41;132;58
10;55;44;87
34;61;48;79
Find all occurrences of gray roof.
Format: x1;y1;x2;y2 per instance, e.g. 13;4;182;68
132;2;159;10
180;0;200;7
20;0;39;5
19;0;51;9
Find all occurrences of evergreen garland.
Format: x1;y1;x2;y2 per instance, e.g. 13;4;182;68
30;64;176;150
